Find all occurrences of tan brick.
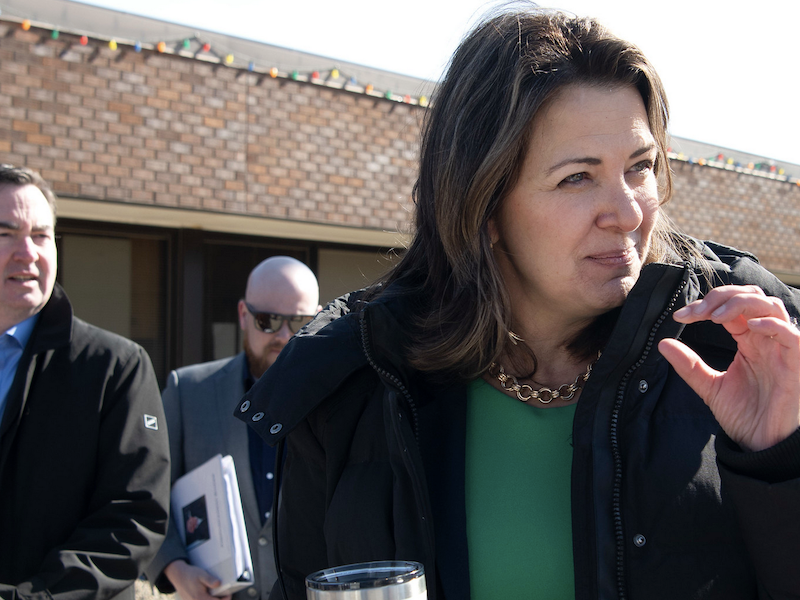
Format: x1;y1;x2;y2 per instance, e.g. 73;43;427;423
224;179;246;191
203;116;225;129
26;133;52;145
107;101;133;114
157;87;180;102
13;120;39;133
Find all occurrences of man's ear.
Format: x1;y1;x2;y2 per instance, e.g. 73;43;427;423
237;299;248;331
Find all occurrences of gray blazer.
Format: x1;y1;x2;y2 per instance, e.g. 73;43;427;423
145;353;277;600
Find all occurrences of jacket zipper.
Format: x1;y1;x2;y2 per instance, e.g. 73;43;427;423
359;310;438;591
609;275;687;600
359;311;421;440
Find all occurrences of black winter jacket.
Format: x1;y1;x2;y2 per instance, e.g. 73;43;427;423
238;242;800;600
0;284;171;600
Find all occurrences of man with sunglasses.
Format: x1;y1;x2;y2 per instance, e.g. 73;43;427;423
146;256;320;600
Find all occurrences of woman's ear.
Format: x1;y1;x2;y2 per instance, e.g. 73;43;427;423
487;218;500;247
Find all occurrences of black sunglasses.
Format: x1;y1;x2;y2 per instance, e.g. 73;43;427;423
244;301;315;334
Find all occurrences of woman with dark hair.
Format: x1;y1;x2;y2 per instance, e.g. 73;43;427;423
238;8;800;600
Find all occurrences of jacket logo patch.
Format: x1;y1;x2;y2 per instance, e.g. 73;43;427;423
143;414;158;430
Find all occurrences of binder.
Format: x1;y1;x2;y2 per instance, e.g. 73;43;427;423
171;454;254;597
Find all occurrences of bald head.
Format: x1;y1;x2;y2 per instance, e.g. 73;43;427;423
245;256;319;314
238;256;320;378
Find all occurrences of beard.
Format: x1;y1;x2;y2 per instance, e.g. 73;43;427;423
242;327;285;379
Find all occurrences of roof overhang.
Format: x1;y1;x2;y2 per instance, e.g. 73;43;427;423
57;198;410;248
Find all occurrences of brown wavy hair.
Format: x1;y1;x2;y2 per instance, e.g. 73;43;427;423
381;7;689;379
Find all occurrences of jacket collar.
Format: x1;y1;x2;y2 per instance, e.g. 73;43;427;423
238;284;421;446
240;289;373;444
27;282;73;354
0;283;72;455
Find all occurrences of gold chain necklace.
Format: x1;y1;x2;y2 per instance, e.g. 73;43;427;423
489;353;599;404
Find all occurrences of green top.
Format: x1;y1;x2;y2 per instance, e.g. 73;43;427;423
465;378;576;600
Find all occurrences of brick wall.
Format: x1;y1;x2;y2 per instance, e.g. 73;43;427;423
667;161;800;274
0;23;421;232
2;21;799;276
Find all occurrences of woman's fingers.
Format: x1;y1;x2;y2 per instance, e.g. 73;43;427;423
658;338;720;401
747;316;800;349
674;285;791;337
662;285;800;451
674;285;783;322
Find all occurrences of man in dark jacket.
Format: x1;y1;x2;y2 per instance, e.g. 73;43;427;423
0;165;171;600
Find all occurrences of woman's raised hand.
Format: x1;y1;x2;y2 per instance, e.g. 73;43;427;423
658;285;800;452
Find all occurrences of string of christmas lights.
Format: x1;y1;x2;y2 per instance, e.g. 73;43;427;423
668;150;800;187
4;13;429;107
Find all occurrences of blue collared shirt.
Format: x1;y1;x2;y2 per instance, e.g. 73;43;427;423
0;314;38;427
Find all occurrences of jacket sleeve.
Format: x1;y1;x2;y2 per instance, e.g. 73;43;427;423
716;428;800;597
143;370;190;593
0;344;171;600
712;256;800;596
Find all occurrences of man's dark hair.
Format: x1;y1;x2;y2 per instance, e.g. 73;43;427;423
0;164;58;220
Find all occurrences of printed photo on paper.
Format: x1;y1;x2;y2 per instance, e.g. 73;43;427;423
183;495;211;550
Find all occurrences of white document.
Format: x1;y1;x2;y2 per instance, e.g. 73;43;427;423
172;454;254;597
